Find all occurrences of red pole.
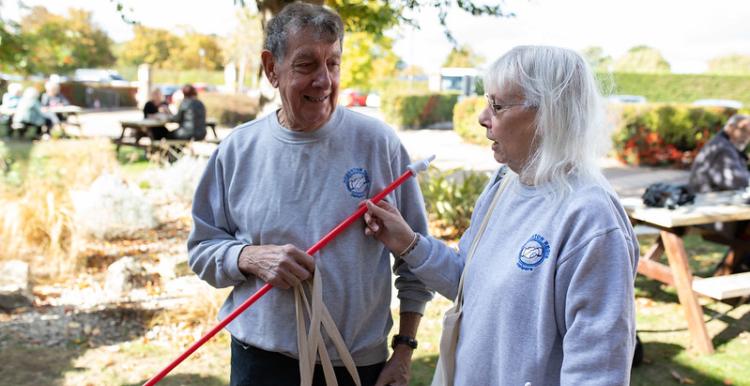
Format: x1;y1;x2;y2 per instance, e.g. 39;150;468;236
144;166;423;385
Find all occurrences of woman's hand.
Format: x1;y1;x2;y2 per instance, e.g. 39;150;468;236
364;200;417;256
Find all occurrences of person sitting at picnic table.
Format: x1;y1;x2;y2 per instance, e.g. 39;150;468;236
1;83;23;109
687;114;750;273
151;84;206;141
143;88;170;119
12;87;54;137
362;45;639;385
41;80;70;108
688;114;750;194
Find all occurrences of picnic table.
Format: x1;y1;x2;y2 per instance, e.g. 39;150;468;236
623;192;750;354
115;117;219;156
1;105;82;137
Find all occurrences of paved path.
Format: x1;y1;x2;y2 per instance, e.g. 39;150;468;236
74;107;689;199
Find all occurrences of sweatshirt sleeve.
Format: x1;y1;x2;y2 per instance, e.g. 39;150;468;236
187;149;248;288
391;144;435;314
555;228;637;386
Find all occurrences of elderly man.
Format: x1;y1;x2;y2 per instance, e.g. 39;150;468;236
688;114;750;194
188;3;431;386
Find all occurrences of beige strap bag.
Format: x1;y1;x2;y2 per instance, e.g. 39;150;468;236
431;169;515;386
294;269;361;386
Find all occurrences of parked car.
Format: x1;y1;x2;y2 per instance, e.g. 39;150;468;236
607;94;647;104
74;69;128;85
340;89;367;107
158;85;180;104
692;99;743;109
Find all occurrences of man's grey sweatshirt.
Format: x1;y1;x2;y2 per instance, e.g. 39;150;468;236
188;107;432;366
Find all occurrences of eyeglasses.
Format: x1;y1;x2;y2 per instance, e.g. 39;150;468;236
485;94;527;115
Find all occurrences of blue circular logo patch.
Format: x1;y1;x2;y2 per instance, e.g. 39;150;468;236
343;168;370;198
517;234;550;271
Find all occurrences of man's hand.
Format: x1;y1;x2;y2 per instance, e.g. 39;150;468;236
237;244;315;289
374;345;413;386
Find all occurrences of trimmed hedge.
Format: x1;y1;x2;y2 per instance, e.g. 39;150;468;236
200;92;258;127
612;104;738;167
381;93;459;129
599;72;750;105
452;96;488;145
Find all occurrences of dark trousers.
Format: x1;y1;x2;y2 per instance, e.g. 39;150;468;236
230;337;385;386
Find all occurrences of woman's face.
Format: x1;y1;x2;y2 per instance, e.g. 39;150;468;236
478;86;537;174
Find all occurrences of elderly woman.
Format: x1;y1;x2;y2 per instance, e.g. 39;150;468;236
12;87;53;137
151;84;206;140
364;46;639;385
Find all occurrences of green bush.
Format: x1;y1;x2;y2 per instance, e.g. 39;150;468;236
381;93;459;129
598;72;750;105
611;104;737;167
419;167;489;239
200;92;258;127
453;96;489;145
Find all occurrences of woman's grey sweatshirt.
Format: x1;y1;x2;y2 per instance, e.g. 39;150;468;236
188;107;432;366
403;169;639;386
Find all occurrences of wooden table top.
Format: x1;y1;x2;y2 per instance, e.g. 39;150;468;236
622;193;750;228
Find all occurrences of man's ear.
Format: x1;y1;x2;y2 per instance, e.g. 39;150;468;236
261;50;279;88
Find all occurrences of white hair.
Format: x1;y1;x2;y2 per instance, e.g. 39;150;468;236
484;45;610;195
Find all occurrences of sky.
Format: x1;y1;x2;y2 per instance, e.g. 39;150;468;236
2;0;749;74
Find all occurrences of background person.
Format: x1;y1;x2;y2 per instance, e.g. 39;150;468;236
188;4;432;386
151;84;206;140
143;88;170;119
688;114;750;194
12;87;54;137
1;83;23;108
363;45;639;385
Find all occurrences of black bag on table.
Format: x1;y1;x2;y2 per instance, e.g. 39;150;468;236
642;183;695;209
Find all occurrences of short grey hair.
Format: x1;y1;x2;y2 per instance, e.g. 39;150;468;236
264;2;344;63
485;45;609;194
725;114;750;131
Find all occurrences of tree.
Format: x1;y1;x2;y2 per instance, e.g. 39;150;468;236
18;6;115;75
580;46;612;73
222;8;264;89
169;30;224;71
442;44;484;68
236;0;513;43
118;25;183;68
0;17;26;73
340;32;399;91
613;45;670;74
707;54;750;75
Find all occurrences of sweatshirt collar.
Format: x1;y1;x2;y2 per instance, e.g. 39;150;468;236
270;107;342;143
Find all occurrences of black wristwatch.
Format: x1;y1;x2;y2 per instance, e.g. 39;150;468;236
391;334;418;350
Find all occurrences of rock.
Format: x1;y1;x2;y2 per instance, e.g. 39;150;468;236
0;260;33;310
104;256;146;299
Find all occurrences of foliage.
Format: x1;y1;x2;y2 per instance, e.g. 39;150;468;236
118;25;183;68
17;6;115;75
70;174;157;240
442;44;484;68
381;93;459;129
611;104;737;167
341;32;399;92
0;139;117;276
169;30;224;71
453;96;488;145
599;72;750;105
419;167;489;239
614;45;670;74
200;92;258;127
581;46;612;73
707;54;750;75
0;18;26;73
233;0;513;43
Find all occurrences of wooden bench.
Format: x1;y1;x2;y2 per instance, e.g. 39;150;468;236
693;272;750;300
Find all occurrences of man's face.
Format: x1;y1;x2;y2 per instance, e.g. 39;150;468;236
263;28;341;132
737;120;750;149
